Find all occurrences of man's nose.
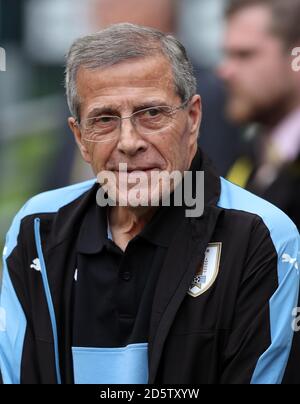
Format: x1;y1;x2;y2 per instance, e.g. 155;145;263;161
217;59;236;83
116;118;148;156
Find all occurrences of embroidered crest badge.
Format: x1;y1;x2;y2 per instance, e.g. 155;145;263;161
188;242;222;298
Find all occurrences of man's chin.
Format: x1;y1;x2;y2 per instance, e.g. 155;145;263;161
226;101;257;124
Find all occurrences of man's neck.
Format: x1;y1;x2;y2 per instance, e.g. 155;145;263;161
261;97;300;133
108;206;158;251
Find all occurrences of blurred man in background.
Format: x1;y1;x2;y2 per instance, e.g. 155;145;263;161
219;0;300;228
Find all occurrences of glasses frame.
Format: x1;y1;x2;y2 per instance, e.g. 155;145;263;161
75;99;190;143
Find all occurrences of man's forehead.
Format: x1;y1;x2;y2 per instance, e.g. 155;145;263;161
80;80;176;95
76;56;175;93
226;5;273;41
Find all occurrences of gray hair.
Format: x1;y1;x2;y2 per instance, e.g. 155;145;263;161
65;23;197;120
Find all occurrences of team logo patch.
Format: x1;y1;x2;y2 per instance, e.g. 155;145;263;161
30;258;41;272
188;242;222;298
282;253;299;270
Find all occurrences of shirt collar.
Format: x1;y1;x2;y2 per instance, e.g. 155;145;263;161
270;107;300;163
76;197;176;252
77;201;110;254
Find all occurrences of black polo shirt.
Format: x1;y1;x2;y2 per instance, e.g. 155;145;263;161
72;197;187;349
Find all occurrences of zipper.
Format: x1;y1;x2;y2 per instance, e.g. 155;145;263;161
34;218;62;384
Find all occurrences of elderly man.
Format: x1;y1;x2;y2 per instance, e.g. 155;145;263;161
0;24;299;384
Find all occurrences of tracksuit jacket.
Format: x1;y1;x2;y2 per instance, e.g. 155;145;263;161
0;150;300;384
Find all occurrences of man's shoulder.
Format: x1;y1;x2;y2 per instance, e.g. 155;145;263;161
8;179;95;234
3;180;96;259
218;177;299;241
21;179;96;217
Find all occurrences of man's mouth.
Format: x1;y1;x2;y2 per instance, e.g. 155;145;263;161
128;168;160;173
112;167;161;173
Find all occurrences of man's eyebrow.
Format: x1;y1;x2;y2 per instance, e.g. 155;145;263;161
86;100;169;118
86;106;120;118
132;100;169;112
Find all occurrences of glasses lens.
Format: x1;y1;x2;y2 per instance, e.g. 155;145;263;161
83;116;119;142
135;106;175;134
80;103;185;142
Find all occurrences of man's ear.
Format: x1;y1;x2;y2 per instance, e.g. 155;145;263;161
188;95;202;139
68;117;92;163
187;94;202;159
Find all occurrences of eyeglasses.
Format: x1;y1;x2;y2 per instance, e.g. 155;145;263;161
76;100;189;143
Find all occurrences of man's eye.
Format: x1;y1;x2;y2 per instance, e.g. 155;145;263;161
143;108;164;118
94;116;115;124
